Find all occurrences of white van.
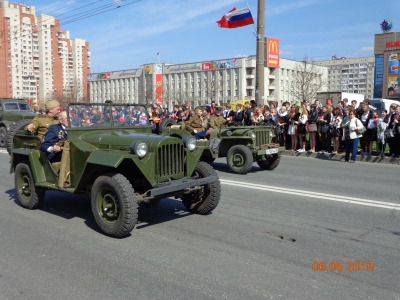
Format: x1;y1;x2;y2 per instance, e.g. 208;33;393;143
370;98;400;114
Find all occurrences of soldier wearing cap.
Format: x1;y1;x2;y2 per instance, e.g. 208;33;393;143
25;100;61;140
209;106;231;129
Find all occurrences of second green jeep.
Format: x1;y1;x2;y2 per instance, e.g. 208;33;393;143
159;118;285;174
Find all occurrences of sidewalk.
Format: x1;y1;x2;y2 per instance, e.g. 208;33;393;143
281;150;400;165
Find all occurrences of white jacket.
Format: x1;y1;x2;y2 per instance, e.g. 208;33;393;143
348;118;364;139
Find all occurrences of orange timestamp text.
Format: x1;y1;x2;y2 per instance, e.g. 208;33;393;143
312;261;374;273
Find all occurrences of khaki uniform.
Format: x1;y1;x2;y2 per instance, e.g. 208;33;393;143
185;115;206;134
25;114;59;140
209;114;229;129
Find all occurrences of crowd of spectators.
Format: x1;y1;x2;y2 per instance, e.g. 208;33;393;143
148;98;400;159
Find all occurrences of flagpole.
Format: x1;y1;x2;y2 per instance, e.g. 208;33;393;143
255;0;265;105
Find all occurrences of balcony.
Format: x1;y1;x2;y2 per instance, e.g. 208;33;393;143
87;51;91;56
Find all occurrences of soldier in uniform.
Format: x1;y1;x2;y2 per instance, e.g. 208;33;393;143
186;108;211;139
209;106;231;129
25;100;61;140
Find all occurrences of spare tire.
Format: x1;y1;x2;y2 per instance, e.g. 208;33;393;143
158;118;178;134
7;119;32;154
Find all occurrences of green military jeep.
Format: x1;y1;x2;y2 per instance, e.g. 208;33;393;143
0;98;36;148
10;103;221;238
159;118;285;174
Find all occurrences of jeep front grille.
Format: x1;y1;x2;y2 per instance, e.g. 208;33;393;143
157;143;184;177
255;131;269;146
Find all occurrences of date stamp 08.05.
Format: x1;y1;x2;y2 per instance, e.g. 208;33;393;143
312;261;374;273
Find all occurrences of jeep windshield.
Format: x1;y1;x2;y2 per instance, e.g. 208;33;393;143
3;102;31;111
67;104;149;128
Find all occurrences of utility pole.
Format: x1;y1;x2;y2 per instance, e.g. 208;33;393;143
255;0;265;105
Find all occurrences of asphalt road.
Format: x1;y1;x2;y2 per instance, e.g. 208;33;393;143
0;150;399;300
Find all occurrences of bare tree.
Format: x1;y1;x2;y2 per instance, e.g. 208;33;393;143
200;70;221;104
286;55;326;104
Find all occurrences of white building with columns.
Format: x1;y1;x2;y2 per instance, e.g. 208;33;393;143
88;56;327;109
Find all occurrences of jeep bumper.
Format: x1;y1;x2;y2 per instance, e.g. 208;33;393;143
256;146;285;156
149;175;218;197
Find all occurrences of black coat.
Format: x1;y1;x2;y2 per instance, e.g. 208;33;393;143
40;124;68;162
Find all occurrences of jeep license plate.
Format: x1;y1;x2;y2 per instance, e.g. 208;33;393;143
265;148;278;155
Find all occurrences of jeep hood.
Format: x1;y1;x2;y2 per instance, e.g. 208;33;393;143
80;130;183;151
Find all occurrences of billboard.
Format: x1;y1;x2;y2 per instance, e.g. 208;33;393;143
266;37;280;68
387;53;399;96
155;64;162;106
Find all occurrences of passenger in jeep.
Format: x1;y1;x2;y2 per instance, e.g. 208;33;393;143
186;108;212;139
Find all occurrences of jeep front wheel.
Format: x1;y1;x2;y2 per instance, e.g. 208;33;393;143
226;145;254;174
257;156;281;171
181;161;221;214
91;173;138;238
15;160;45;209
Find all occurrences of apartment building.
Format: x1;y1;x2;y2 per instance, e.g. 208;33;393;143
316;56;375;99
0;0;90;107
89;56;327;109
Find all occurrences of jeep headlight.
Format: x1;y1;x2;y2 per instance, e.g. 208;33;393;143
130;141;148;158
182;136;196;151
269;131;273;138
251;132;256;139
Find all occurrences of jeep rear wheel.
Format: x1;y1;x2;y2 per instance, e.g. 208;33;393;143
257;156;281;171
181;162;221;214
91;173;138;238
226;145;254;174
7;119;32;154
158;117;178;134
15;160;45;209
0;127;7;148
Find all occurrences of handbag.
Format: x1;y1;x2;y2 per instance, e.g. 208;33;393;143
384;128;395;139
355;119;366;135
320;124;330;134
288;124;296;135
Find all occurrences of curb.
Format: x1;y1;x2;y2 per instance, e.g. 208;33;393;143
281;150;400;165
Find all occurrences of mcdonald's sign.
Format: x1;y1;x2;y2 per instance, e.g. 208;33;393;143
266;37;280;68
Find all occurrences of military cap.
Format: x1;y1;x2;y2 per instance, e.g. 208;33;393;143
45;100;60;110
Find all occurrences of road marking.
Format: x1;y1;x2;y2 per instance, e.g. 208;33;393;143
220;179;400;211
0;150;8;154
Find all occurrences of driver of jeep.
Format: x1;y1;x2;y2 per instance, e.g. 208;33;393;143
209;106;231;129
25;100;61;140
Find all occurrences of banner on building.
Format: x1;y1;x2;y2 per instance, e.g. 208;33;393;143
387;53;399;96
266;37;280;68
155;64;162;106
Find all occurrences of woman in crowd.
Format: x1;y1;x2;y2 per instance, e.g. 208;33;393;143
386;105;397;157
278;106;288;148
358;103;371;155
318;105;332;154
307;104;318;152
365;110;379;156
377;109;388;158
288;106;300;152
341;107;363;163
297;104;308;152
330;107;342;154
391;105;400;158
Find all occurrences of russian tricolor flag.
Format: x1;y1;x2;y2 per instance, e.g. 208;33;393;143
217;7;254;29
